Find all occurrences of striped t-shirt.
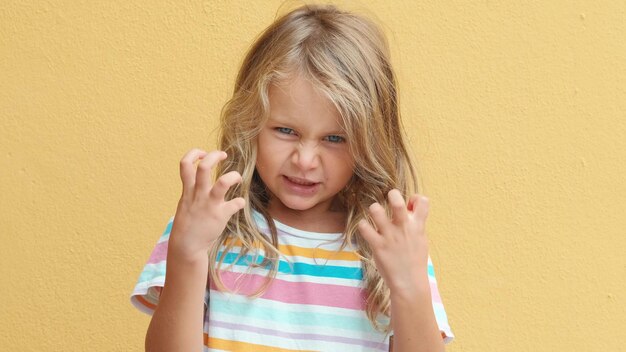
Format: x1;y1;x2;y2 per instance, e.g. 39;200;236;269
130;210;454;351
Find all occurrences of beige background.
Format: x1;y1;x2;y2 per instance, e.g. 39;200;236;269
1;0;624;350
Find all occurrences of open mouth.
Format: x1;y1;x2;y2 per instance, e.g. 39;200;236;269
282;176;321;195
284;176;318;186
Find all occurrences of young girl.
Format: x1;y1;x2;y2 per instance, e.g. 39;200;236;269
131;4;454;351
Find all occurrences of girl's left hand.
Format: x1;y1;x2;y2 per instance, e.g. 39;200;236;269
357;189;431;294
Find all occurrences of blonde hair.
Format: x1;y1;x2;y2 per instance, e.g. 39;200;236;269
210;3;418;333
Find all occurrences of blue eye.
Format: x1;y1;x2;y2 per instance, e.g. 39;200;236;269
325;135;345;143
276;127;295;135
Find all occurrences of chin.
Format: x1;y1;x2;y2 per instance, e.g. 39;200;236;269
282;201;315;211
277;197;317;212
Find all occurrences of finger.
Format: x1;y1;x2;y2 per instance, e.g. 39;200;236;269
179;148;209;197
407;194;420;212
357;218;382;248
388;189;408;224
195;150;228;195
413;195;430;220
209;171;243;201
223;197;246;218
368;202;391;235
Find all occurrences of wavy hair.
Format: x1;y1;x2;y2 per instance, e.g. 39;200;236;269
209;3;418;333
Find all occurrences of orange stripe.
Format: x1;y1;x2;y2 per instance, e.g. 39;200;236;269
205;336;316;352
224;238;360;261
135;294;157;311
279;243;359;261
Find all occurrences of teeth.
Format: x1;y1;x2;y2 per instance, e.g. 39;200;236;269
288;177;315;185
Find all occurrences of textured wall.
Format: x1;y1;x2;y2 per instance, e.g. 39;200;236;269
1;0;624;350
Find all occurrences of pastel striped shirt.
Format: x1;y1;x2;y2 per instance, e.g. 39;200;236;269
130;211;454;351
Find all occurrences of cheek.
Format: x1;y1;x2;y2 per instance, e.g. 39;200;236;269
256;134;288;171
257;134;274;159
332;149;355;169
258;132;289;154
255;135;269;171
342;160;356;181
328;152;355;180
341;165;355;180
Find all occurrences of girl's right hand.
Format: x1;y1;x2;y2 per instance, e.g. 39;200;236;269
169;149;246;263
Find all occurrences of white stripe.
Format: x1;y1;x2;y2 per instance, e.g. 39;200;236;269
433;302;452;326
209;294;387;335
141;262;167;273
210;291;376;319
218;245;362;267
209;310;383;341
279;255;361;268
276;233;356;250
132;276;165;293
156;233;170;243
208;325;386;351
215;263;363;286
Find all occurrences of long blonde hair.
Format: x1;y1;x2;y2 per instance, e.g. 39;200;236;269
210;3;418;333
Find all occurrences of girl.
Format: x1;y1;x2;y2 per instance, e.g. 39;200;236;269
131;4;454;351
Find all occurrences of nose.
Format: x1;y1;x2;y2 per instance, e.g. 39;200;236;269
292;141;321;170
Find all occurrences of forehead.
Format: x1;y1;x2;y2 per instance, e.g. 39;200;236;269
268;75;344;130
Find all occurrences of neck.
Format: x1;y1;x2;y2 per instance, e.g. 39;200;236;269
267;200;347;233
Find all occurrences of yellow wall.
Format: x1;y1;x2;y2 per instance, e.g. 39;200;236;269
1;0;624;350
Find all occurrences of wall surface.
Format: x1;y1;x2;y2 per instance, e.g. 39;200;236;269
1;0;624;351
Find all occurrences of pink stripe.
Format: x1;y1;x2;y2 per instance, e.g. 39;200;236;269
211;271;367;310
430;281;441;303
146;240;168;264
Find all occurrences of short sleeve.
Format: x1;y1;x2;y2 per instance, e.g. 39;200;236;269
427;255;455;344
129;216;211;315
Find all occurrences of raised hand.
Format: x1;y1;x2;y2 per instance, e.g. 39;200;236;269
357;189;431;294
169;149;245;263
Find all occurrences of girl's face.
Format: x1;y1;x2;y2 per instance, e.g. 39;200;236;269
256;74;355;222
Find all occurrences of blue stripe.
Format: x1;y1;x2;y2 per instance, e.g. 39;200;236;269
217;252;362;280
163;218;174;236
210;293;384;333
137;262;166;283
433;302;450;326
